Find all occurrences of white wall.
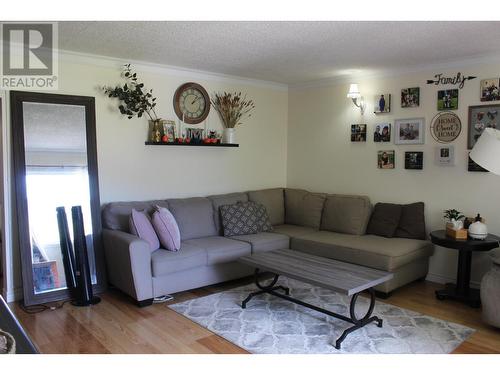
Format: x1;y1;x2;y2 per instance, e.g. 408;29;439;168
1;52;288;301
288;63;500;286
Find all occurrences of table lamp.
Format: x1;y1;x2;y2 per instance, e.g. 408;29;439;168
469;128;500;175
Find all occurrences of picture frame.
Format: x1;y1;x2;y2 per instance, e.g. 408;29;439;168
377;150;395;169
163;120;177;142
468;152;488;172
401;87;420;108
404;151;423;170
435;145;455;166
467;104;500;149
373;123;391;142
480;78;500;102
394;118;425;144
373;94;391;113
437;89;459;110
351;124;367;142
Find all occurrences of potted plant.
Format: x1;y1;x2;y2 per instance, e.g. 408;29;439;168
443;209;465;230
103;64;162;142
210;92;255;144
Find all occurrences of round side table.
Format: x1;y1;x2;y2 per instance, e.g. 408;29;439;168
429;230;500;308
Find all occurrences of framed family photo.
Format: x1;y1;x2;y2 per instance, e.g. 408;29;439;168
401;87;420;108
437;89;459;110
435;145;455;166
468;104;500;149
480;78;500;102
374;94;391;113
394;118;425;144
351;124;367;142
373;123;391;142
405;151;423;170
377;150;395;169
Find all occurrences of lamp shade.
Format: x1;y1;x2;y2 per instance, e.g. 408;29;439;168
470;128;500;175
347;83;361;99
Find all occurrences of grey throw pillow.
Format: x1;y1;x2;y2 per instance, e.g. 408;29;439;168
252;202;273;232
366;203;402;238
394;202;426;240
220;202;260;237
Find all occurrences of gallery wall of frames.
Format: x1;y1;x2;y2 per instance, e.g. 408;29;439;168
349;75;499;172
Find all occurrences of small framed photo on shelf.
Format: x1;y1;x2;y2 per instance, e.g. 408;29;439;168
373;123;391;142
394;118;425;144
480;78;500;102
401;87;420;108
468;104;500;149
468;152;489;172
377;150;395;169
163;120;177;142
351;124;367;142
435;145;455;166
437;89;459;110
374;94;391;113
405;151;423;170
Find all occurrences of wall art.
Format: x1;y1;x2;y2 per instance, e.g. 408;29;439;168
426;72;476;89
401;87;420;108
351;124;367;142
394;118;425;144
437;89;459;110
373;94;391;113
480;78;500;102
468;104;500;149
405;151;423;170
373;123;391;142
430;112;461;143
377;150;395;169
435;145;455;166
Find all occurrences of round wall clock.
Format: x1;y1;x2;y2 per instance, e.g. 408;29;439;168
173;82;210;124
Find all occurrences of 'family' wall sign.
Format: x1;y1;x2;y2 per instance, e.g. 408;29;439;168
426;73;476;89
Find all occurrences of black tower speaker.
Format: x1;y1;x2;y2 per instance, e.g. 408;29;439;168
71;206;101;306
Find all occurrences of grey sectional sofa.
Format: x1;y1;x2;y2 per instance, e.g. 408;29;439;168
101;188;433;306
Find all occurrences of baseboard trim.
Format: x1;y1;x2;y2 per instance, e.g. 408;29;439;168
425;272;481;289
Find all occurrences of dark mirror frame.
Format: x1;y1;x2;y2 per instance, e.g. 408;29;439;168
10;91;107;306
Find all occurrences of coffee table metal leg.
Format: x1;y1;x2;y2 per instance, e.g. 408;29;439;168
242;269;288;308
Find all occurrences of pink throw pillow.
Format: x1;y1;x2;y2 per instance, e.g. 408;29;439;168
151;205;181;251
129;209;160;251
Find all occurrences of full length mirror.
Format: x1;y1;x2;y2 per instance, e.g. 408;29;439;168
11;91;106;306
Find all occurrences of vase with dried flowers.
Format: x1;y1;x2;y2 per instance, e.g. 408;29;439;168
210;91;255;144
103;64;162;142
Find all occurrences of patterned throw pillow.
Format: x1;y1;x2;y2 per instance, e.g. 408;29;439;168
251;202;273;232
220;202;260;237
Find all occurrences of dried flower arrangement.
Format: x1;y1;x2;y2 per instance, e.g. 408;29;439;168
210;92;255;129
103;64;159;121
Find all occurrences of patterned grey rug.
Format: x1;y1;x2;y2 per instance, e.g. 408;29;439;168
169;277;474;354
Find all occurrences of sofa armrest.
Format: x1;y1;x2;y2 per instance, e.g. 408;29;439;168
102;229;153;302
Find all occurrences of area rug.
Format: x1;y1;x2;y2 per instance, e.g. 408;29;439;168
169;277;474;354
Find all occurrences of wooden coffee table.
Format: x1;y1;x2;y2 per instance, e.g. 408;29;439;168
239;249;393;349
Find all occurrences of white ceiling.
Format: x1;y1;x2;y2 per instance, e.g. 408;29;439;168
59;21;500;85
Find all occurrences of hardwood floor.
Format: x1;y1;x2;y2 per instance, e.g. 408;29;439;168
10;278;500;354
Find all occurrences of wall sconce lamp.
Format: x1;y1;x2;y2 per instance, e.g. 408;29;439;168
347;83;366;115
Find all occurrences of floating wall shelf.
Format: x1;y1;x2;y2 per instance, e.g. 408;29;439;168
145;142;239;147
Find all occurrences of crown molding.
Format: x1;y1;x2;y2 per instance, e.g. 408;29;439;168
58;49;289;92
290;52;500;91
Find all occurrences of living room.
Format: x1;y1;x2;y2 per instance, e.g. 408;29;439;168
1;1;500;373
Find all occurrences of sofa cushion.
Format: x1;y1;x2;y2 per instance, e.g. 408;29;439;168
151;243;207;277
151;205;181;251
129;209;160;251
208;192;248;235
248;188;285;226
320;194;371;235
167;197;217;241
291;231;433;271
273;224;318;238
231;232;290;254
184;236;251;265
394;202;426;240
220;202;260;237
285;188;326;228
366;203;402;238
102;200;168;231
